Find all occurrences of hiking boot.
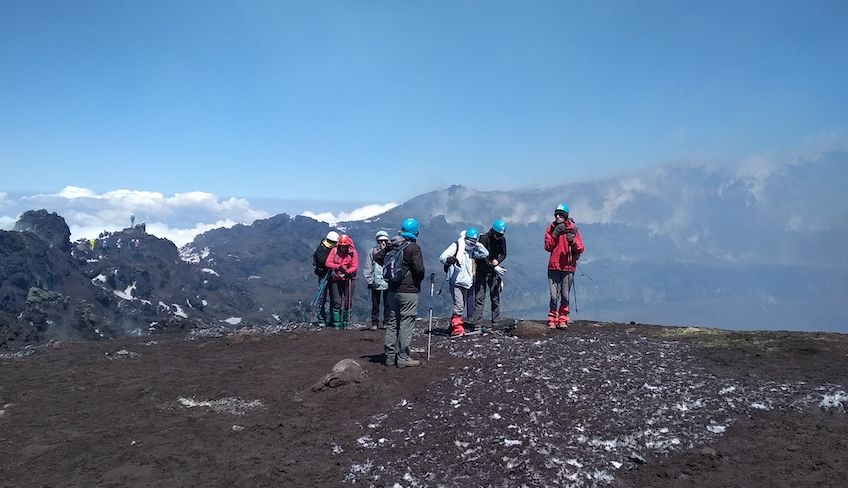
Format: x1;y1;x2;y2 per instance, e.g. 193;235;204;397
396;358;421;368
331;308;342;330
449;315;465;337
369;322;379;331
341;310;350;330
384;355;396;367
557;306;570;329
546;310;558;328
315;310;327;327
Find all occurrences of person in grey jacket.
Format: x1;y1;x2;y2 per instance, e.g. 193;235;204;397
364;230;391;330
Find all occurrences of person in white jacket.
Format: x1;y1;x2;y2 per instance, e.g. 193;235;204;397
440;228;489;337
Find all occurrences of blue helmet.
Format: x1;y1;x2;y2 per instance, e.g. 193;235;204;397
465;227;479;240
400;217;419;236
555;203;570;216
491;219;507;234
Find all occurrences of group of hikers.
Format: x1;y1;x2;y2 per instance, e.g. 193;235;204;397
311;203;584;368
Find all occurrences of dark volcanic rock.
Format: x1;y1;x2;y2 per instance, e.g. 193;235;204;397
14;209;72;252
509;320;551;338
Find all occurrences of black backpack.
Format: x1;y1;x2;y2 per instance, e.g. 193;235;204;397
382;241;410;285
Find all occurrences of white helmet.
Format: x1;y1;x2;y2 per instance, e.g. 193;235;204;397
375;230;390;241
326;231;340;242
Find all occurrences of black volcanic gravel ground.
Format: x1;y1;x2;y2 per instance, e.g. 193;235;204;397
1;320;846;487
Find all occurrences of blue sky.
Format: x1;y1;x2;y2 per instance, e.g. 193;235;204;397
1;0;847;205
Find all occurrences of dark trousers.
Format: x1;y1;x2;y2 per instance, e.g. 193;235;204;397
472;271;502;325
548;270;573;311
316;275;329;316
371;289;390;324
329;280;352;310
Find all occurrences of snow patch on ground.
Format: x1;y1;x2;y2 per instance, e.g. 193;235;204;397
105;349;139;360
0;349;35;359
113;282;137;300
177;397;263;415
223;317;242;325
179;246;210;264
91;274;106;284
819;391;848;411
172;304;188;318
201;268;219;276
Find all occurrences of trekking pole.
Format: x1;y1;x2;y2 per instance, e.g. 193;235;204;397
571;272;579;313
437;270;448;295
310;272;330;308
576;261;593;281
427;272;435;361
346;274;355;328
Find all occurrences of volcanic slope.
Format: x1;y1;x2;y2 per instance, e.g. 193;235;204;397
0;321;845;487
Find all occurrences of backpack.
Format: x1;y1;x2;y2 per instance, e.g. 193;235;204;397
444;241;459;273
382;241;410;285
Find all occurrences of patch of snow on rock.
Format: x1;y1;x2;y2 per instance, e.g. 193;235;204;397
177;397;263;415
113;282;137;300
172;304;188;318
819;391;848;411
179;246;210;264
223;317;242;325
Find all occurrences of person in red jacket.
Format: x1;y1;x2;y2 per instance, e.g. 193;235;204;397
325;234;359;329
544;203;584;328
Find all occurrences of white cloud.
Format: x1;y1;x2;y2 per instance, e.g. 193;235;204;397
301;203;398;225
20;186;270;245
145;220;240;247
577;177;651;224
0;191;10;208
0;214;16;230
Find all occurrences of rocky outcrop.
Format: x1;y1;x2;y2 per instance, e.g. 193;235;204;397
13;209;72;252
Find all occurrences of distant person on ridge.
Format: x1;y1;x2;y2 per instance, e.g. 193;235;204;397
311;231;339;325
325;234;358;329
440;228;489;337
471;219;508;333
544;203;584;328
374;218;425;368
363;230;391;330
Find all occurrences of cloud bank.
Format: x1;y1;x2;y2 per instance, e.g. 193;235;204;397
1;187;401;247
3;187;270;247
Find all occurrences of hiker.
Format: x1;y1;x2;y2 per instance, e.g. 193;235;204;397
440;228;489;337
363;230;391;330
544;203;585;328
311;231;339;325
324;234;358;329
471;219;508;332
374;218;425;368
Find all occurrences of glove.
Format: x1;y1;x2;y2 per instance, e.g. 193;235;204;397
494;265;506;277
566;232;575;244
445;256;458;266
552;223;567;238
